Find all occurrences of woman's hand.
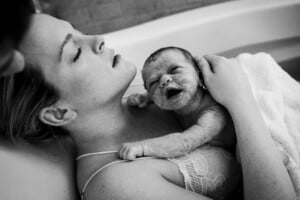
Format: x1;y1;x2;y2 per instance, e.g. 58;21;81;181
195;55;296;200
195;55;254;109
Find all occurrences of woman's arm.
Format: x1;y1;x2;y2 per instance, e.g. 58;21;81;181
196;55;296;200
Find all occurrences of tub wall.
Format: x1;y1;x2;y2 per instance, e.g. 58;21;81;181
37;0;234;34
101;0;300;97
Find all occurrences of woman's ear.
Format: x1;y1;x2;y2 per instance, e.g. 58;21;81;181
39;103;77;127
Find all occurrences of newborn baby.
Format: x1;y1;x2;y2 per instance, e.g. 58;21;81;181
119;47;236;160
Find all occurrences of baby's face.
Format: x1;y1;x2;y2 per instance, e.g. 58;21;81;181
142;50;200;110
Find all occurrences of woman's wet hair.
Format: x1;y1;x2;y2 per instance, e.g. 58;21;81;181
0;63;67;143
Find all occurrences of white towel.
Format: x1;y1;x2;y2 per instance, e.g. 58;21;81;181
236;53;300;198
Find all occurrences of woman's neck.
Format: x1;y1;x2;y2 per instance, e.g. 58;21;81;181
68;100;135;156
73;97;182;191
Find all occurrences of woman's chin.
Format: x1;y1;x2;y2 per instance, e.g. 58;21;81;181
127;65;137;84
114;59;137;89
115;56;137;74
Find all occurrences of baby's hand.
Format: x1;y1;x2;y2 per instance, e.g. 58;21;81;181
118;142;144;160
126;93;149;108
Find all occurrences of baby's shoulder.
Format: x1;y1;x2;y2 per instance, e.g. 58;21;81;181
201;102;226;116
197;104;228;126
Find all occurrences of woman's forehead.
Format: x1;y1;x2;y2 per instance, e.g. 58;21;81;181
19;14;73;65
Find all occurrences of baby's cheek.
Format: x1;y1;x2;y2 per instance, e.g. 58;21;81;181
151;90;164;106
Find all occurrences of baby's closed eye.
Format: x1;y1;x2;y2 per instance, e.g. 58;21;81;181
148;80;158;89
169;66;181;74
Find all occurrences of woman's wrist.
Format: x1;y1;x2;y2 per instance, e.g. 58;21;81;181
225;92;257;114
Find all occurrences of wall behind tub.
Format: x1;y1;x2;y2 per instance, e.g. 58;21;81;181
38;0;235;34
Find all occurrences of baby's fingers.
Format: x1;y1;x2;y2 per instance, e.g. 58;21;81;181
119;146;135;160
118;146;127;159
126;150;138;160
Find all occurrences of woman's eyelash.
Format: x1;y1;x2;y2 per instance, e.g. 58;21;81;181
73;47;81;62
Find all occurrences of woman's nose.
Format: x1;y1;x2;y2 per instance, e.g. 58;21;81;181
92;35;105;54
159;75;172;88
0;50;25;76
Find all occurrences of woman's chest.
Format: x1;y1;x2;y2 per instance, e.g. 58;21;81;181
122;105;183;141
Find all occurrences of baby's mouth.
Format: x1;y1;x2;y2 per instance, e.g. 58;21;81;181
165;87;183;100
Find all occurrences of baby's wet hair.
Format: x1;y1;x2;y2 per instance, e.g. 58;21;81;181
142;46;204;88
143;46;198;70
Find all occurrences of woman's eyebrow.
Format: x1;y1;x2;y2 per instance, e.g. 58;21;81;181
59;33;73;61
70;23;77;29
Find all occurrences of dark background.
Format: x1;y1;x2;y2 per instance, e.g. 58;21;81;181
36;0;235;34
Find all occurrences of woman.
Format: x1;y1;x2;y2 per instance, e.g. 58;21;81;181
1;13;296;200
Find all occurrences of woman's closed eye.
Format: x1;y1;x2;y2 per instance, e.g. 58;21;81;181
73;45;82;62
99;41;105;52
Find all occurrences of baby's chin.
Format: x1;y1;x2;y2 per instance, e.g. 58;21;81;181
153;92;192;111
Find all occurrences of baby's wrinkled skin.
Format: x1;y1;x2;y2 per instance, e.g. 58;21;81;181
119;49;235;160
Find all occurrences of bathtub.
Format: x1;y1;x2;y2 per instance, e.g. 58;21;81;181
104;0;300;96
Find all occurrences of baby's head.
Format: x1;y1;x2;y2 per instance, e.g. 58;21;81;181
142;47;204;110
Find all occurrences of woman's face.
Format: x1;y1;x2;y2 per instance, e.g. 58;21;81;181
19;14;137;113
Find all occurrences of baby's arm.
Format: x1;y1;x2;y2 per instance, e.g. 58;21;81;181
119;106;227;160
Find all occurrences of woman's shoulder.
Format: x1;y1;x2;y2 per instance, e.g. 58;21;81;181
82;157;159;200
0;138;78;200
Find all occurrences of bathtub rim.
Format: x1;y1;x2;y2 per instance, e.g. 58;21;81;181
104;0;300;47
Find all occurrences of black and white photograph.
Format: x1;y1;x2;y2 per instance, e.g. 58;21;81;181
0;0;300;200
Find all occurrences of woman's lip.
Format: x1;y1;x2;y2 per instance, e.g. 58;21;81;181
110;49;115;64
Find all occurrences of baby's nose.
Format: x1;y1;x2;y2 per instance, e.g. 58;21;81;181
159;75;172;88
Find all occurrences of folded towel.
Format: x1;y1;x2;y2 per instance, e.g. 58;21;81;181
236;53;300;198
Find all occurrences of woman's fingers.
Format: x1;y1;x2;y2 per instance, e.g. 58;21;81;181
194;56;213;78
203;54;226;72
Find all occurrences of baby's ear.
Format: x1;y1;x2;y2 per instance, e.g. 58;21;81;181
196;69;207;90
199;81;207;90
193;58;204;85
39;102;77;127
